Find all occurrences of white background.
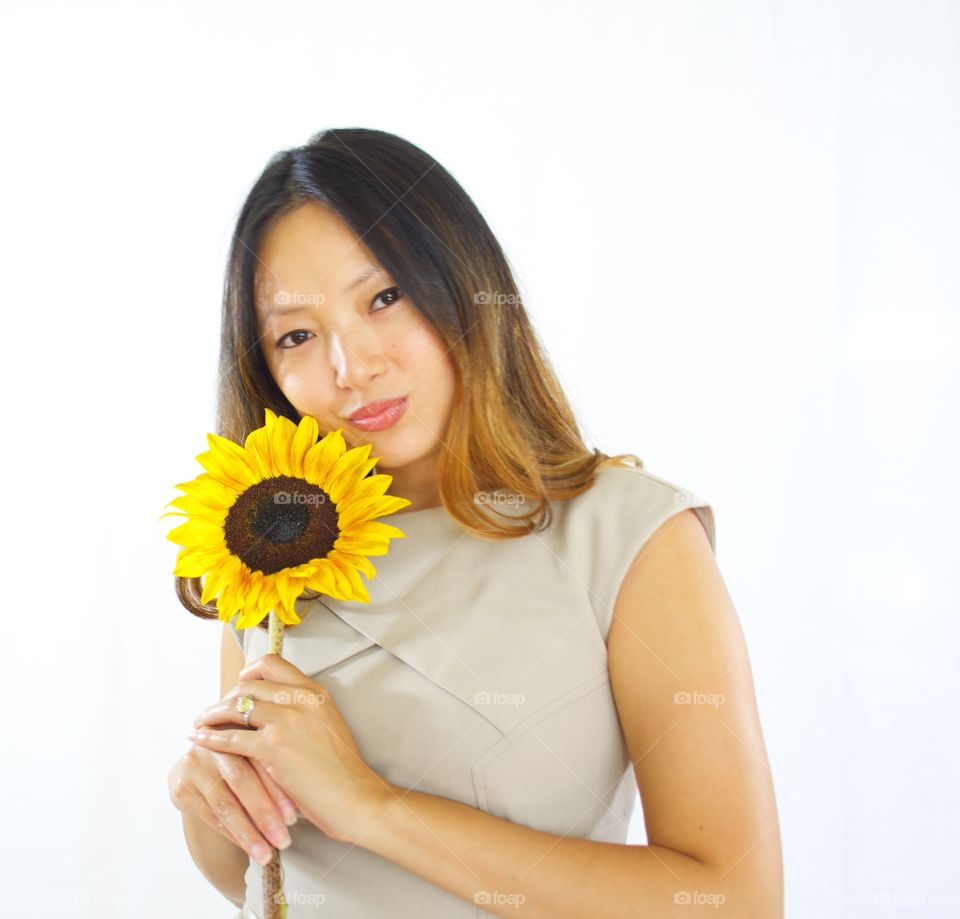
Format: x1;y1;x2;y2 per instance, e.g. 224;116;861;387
1;1;958;916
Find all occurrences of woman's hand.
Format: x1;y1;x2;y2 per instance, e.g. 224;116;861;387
187;653;393;844
168;736;297;867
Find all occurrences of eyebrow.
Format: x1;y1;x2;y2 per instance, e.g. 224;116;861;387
264;266;384;319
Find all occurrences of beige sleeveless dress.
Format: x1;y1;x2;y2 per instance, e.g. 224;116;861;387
229;463;715;918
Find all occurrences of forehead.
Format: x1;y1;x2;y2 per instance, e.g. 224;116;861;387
254;201;374;309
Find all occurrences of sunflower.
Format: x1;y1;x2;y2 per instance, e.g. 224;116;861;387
162;408;411;629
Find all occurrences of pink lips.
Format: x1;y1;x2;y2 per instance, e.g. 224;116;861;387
348;397;407;432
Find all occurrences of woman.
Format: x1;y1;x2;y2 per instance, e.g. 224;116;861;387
167;128;783;918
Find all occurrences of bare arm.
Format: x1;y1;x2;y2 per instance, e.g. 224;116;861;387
173;623;250;908
346;510;783;918
180;802;249;909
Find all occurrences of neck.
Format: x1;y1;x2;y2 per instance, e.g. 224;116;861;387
376;453;441;514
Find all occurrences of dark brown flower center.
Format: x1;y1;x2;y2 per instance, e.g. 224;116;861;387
223;475;339;575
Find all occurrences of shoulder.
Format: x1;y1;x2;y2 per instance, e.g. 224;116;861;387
607;506;720;642
605;478;725;687
605;499;782;900
552;462;716;643
584;462;716;553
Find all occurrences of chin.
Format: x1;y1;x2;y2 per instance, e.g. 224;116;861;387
367;434;438;470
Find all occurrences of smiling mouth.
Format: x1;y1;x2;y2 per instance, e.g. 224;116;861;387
347;397;408;431
349;396;407;422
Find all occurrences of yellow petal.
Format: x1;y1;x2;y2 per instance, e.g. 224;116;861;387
269;413;299;476
325;441;372;488
223;562;250;614
373;495;414;516
339;472;394;505
237;571;263;627
328;452;378;505
237;603;268;629
329;549;377;580
323;556;354;598
195;450;255;494
175;474;238;508
332;534;392;556
245;569;264;609
244;425;276;478
174;557;207;578
275;599;303;626
200;576;219;606
336;560;370;603
274;565;304;625
302;429;345;486
166;494;228;523
206;432;261;486
285;562;317;577
337;494;412;531
349;520;408;541
174;546;228;577
290;415;319;477
304;560;340;595
272;571;297;613
257;578;281;622
167;518;226;549
237;572;266;628
200;554;241;604
217;575;244;623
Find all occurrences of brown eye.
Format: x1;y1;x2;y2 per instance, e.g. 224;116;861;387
276;330;314;349
372;287;403;310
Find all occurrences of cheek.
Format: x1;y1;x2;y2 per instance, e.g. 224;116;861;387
404;329;455;400
432;354;457;410
416;352;457;434
270;361;336;419
271;362;309;401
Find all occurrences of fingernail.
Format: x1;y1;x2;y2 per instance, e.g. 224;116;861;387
281;801;298;825
251;841;272;866
267;821;291;850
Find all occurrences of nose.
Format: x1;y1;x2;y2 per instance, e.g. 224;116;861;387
328;326;387;391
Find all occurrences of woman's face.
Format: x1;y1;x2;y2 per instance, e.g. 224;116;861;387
253;200;456;506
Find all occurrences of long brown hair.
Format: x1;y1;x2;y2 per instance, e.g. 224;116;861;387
176;127;641;625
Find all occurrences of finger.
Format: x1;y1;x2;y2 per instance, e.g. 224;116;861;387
239;652;311;685
185;789;244;849
206;751;293;857
193;680;320;728
187;725;264;757
180;747;300;828
178;760;276;866
193;697;285;731
249;757;299;825
213;816;245;849
203;800;248;849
